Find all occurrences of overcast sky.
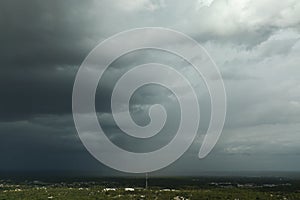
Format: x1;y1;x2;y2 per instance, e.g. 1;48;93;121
1;0;300;176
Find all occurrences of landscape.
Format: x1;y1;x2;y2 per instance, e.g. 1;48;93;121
1;0;300;199
1;175;300;200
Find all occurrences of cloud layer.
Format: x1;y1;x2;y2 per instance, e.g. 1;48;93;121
0;0;300;174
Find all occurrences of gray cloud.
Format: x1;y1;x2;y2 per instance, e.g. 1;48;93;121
1;0;300;174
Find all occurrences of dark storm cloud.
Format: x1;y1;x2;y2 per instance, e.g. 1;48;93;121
0;67;74;121
0;117;105;172
1;0;300;173
0;0;111;172
0;0;98;67
0;0;98;121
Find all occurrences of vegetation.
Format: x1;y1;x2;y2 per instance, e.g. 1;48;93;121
1;177;300;200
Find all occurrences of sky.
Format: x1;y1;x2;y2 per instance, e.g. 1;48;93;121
0;0;300;176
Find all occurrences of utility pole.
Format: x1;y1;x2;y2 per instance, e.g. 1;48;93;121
145;172;148;189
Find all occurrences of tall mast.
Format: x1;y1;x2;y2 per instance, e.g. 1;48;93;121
145;172;148;189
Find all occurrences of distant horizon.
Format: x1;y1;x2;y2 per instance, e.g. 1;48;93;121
2;170;300;179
